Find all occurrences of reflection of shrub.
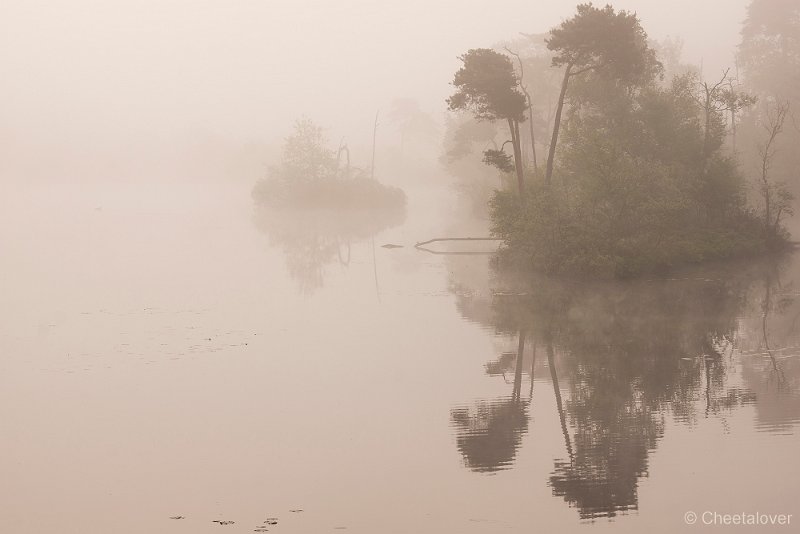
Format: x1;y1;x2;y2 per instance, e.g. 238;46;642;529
481;257;789;518
254;204;406;245
254;204;406;294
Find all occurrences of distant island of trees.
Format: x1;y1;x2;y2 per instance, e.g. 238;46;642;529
252;118;406;211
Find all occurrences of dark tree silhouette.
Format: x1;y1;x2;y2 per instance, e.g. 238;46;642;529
544;4;661;185
447;48;528;195
450;331;529;473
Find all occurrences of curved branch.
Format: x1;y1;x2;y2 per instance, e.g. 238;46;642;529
414;236;500;248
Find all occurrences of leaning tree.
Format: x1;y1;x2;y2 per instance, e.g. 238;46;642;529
545;4;661;185
447;48;528;195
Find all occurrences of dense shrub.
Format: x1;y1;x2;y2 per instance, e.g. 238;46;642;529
490;75;782;278
252;174;406;211
252;118;406;212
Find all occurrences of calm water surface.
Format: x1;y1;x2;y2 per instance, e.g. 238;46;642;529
1;180;798;533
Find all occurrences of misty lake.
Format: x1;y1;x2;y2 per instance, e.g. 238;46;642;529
1;180;798;533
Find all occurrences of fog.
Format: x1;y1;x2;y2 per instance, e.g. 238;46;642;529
1;0;747;183
4;2;799;532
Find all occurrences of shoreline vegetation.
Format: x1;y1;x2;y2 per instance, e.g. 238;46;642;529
445;3;796;279
252;118;406;212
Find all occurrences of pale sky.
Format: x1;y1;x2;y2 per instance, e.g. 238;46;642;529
0;0;749;180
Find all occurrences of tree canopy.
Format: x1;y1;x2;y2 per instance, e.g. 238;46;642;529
443;2;791;278
543;3;662;184
739;0;800;102
447;48;527;122
547;3;661;85
484;4;777;278
448;48;529;194
252;118;406;211
277;118;337;183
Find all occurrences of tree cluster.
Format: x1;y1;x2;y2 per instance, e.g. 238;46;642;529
252;118;406;211
447;2;790;278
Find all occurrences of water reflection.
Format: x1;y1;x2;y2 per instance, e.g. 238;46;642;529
450;332;530;473
254;205;405;294
740;263;800;432
449;255;800;519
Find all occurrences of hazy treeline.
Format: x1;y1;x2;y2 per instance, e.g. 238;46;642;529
444;1;799;277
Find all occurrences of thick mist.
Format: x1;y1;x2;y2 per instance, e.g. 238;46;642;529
3;2;798;533
1;0;747;183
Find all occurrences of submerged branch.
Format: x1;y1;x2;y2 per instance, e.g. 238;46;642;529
414;237;501;248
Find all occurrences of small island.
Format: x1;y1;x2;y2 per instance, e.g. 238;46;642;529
252;118;406;212
252;119;407;293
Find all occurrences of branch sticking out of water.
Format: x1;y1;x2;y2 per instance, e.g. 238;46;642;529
414;237;500;248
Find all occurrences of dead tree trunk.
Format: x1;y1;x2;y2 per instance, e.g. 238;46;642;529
336;140;351;178
759;102;789;233
505;47;538;171
370;110;379;180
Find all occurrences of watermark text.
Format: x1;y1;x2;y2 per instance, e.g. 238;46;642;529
685;511;792;527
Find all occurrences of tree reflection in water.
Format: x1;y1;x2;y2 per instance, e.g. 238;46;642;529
740;260;800;431
450;331;530;473
254;205;405;295
448;254;800;519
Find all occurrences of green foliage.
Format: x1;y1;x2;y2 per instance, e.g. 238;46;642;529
547;3;662;86
491;78;773;278
447;48;529;194
277;118;337;183
253;174;406;211
451;2;792;278
500;33;562;137
482;149;515;173
447;49;526;122
483;3;789;279
542;3;662;185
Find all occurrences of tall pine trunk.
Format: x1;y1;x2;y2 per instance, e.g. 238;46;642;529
545;63;573;186
508;118;525;195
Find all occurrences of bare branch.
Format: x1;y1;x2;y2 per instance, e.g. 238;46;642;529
758;100;791;232
504;46;538;169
